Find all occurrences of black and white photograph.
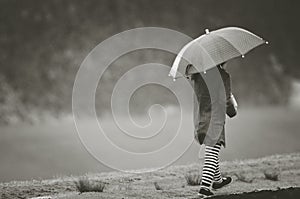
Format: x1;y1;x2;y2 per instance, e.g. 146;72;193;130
0;0;300;198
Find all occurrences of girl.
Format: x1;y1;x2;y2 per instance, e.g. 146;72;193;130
186;62;237;197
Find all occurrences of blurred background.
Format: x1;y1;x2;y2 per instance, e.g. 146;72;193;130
1;0;300;182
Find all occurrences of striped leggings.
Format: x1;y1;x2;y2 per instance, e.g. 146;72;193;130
201;143;222;188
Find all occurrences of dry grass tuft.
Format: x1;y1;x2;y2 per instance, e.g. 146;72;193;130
234;172;254;183
154;182;163;190
75;177;105;193
264;169;280;181
185;172;201;186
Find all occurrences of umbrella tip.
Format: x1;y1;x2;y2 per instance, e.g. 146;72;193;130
205;29;210;34
265;41;269;44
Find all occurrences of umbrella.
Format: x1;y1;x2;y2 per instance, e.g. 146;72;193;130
169;27;268;79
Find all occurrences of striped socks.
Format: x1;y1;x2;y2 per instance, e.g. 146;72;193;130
200;143;222;189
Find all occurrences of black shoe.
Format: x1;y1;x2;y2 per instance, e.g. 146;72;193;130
198;187;214;197
212;177;232;190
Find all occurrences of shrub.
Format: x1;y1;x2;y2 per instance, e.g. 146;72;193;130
154;182;163;190
185;173;201;186
75;177;105;193
234;172;254;183
264;169;280;181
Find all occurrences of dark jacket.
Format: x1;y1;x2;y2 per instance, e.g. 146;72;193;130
188;66;231;147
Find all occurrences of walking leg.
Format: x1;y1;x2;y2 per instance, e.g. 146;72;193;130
200;143;221;189
213;155;222;183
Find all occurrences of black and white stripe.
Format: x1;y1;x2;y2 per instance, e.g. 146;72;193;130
201;143;222;188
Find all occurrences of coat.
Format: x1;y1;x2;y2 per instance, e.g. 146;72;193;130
188;66;231;147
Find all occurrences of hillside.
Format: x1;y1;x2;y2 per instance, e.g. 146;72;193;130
1;153;299;199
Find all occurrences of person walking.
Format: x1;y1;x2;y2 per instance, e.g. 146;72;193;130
186;62;237;197
169;26;265;197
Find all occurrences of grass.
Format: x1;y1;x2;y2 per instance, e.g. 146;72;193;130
75;177;106;193
154;182;163;190
234;172;254;183
185;172;201;186
264;169;280;181
1;153;299;199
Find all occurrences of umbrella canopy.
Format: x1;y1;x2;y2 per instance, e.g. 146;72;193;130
169;27;268;79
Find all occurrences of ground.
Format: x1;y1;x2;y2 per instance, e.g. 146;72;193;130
0;153;299;199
